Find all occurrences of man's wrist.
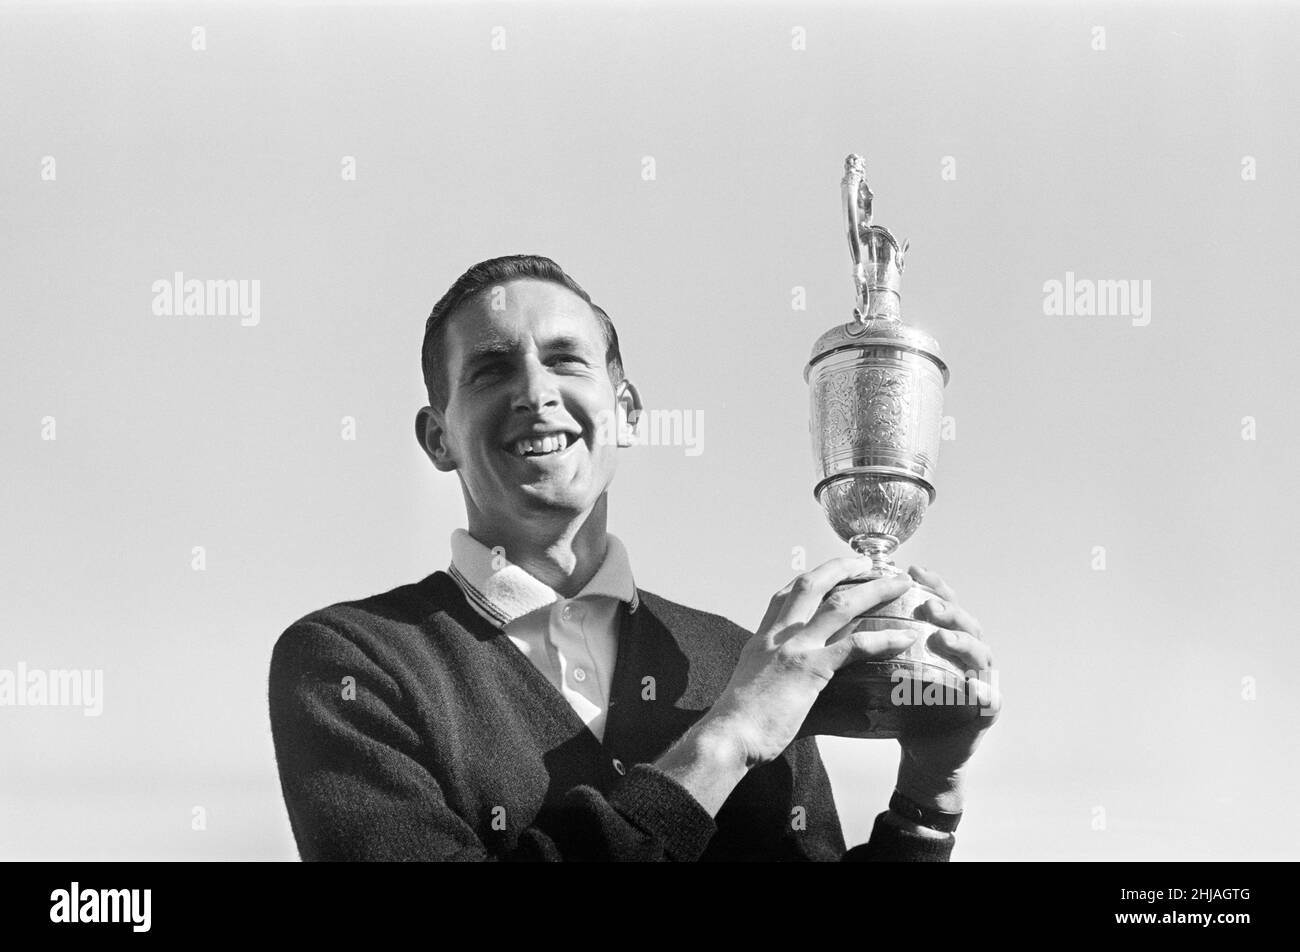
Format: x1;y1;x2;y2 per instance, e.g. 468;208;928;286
895;764;966;815
687;712;753;775
652;713;751;817
880;807;954;840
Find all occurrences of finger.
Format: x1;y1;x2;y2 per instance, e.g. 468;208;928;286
943;665;1004;721
917;598;983;640
970;675;1004;720
822;626;918;670
755;591;787;636
926;627;994;672
907;565;958;602
799;573;914;643
966;675;1003;720
771;556;886;629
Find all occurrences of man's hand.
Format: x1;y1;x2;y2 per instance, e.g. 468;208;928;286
893;565;1002;815
702;557;918;769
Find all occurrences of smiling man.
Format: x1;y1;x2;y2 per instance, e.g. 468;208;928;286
268;254;999;861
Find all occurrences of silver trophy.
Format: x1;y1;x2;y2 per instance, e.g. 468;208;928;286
801;155;981;739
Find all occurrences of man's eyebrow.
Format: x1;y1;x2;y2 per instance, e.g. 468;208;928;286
460;334;597;373
541;335;596;354
462;340;517;365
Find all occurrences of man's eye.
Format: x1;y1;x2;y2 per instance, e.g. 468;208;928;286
472;363;506;380
550;354;586;366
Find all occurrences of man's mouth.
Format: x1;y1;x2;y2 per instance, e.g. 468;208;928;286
505;430;581;458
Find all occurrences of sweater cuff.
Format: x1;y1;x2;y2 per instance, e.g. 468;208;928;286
608;763;717;861
843;810;955;862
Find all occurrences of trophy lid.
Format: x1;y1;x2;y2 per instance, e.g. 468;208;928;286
804;318;948;383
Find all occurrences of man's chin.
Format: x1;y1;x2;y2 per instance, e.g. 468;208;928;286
508;472;613;517
514;486;591;514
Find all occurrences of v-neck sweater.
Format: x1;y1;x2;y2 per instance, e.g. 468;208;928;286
268;571;955;862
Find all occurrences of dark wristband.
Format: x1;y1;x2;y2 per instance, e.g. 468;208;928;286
889;789;962;833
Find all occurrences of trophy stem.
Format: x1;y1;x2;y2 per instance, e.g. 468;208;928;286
849;533;900;577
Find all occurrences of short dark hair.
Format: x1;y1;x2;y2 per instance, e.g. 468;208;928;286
421;254;625;409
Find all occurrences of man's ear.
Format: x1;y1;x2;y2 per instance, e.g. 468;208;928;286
415;406;458;472
615;379;643;448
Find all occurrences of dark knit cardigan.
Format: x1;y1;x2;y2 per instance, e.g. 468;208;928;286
268;571;955;862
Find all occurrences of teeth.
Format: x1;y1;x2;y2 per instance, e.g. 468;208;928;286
513;433;571;456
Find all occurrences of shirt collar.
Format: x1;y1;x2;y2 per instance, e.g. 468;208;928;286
447;528;639;629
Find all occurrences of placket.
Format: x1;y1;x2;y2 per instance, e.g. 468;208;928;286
548;597;606;736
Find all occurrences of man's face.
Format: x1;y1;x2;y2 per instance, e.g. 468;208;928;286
421;279;632;528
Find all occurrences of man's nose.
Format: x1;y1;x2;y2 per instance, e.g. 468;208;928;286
511;360;560;413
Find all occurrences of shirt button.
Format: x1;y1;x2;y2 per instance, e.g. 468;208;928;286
573;666;587;683
561;604;574;621
612;758;626;776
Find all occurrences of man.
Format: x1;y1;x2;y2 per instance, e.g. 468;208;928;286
268;254;999;861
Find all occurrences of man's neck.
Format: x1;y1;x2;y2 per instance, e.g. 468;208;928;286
466;497;610;598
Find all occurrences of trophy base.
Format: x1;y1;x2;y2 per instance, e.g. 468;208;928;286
800;578;990;740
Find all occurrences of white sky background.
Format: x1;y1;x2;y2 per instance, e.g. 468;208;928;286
1;0;1296;860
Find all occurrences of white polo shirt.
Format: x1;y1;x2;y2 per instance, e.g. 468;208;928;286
447;529;639;743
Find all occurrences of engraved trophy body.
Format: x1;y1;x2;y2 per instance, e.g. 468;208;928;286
802;155;980;740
